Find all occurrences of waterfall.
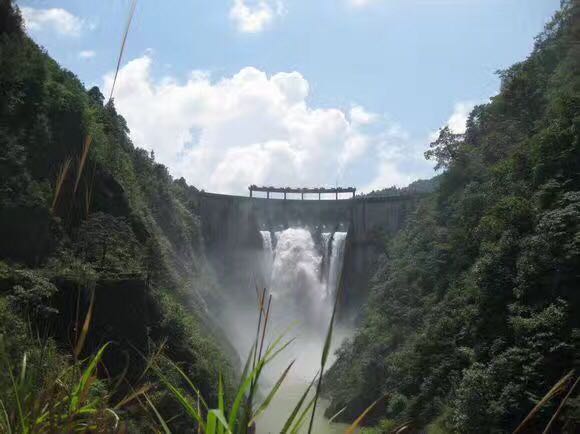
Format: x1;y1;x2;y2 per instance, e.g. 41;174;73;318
256;226;350;382
259;230;274;288
260;230;273;258
271;228;324;306
327;232;347;298
321;232;332;286
258;227;348;329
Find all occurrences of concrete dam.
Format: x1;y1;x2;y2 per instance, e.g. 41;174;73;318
197;190;422;316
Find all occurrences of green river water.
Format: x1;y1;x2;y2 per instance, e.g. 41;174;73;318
256;381;349;434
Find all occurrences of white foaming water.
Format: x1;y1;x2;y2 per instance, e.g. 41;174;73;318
259;228;348;378
327;232;347;298
257;227;350;433
271;228;324;311
260;230;273;257
321;232;333;287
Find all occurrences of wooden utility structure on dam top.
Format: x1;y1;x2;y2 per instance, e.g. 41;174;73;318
248;185;356;200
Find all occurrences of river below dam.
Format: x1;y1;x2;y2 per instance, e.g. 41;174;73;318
221;226;353;431
257;381;348;433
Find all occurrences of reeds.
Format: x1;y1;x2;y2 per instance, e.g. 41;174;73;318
73;135;93;196
51;157;71;212
307;242;345;434
108;0;137;104
543;376;580;434
154;284;382;433
514;369;578;434
150;287;302;434
0;274;155;433
0;339;118;433
50;0;137;220
73;284;96;360
344;397;381;434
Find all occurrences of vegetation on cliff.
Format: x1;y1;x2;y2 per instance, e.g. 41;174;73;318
0;0;235;430
325;1;580;432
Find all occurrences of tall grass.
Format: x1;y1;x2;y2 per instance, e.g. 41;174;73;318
108;0;137;104
50;157;71;213
0;275;154;433
50;0;137;220
149;288;304;433
73;136;92;196
307;264;341;434
514;369;579;434
0;339;118;433
154;284;380;433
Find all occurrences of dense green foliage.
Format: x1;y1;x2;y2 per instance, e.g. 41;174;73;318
0;1;234;430
326;2;580;432
365;177;441;197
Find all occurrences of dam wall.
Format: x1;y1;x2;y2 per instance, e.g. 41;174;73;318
197;191;422;310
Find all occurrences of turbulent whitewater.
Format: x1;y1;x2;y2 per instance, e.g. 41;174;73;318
255;227;350;432
258;227;348;355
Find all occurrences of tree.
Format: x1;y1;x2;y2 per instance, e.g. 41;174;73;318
424;126;464;170
87;86;105;106
0;0;22;36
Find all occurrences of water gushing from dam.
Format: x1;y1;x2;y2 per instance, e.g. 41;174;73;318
258;227;348;378
326;231;347;299
260;228;347;304
259;230;273;258
257;227;349;433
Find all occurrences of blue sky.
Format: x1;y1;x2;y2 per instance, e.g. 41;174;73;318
18;0;561;194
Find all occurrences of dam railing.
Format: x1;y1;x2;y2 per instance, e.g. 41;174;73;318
248;185;356;200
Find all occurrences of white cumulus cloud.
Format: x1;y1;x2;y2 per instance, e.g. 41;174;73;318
350;105;378;126
429;100;476;142
229;0;283;33
360;121;429;191
447;101;475;134
348;0;379;8
21;7;85;37
103;55;433;194
78;50;96;59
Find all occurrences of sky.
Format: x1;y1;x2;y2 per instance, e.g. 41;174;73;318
17;0;561;195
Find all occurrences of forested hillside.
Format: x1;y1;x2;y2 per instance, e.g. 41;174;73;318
326;1;580;432
0;1;234;430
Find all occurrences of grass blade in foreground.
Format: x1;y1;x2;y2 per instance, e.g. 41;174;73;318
307;262;343;433
108;0;138;102
70;342;110;413
542;375;579;434
290;397;316;434
218;374;225;434
159;289;298;434
249;359;295;426
327;405;346;423
280;374;318;433
145;393;172;434
513;369;574;433
345;396;382;434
